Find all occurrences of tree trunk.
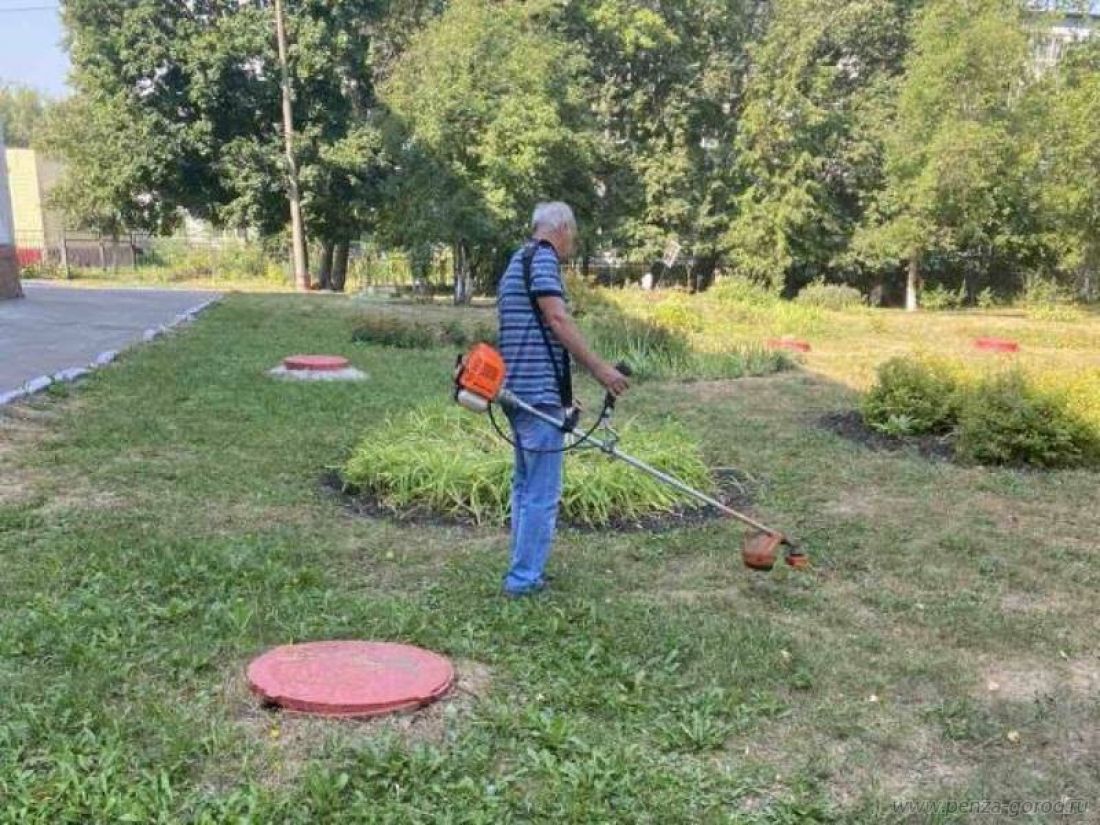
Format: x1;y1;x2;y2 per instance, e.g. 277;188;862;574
59;226;71;280
98;238;107;271
905;250;921;312
453;241;472;305
331;241;350;292
317;241;335;290
0;245;21;299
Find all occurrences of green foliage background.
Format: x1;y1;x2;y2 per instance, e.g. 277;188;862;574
27;0;1100;302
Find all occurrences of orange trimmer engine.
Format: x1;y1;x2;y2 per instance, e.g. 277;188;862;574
454;344;507;413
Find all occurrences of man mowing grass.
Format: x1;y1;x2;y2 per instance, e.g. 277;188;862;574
497;202;631;598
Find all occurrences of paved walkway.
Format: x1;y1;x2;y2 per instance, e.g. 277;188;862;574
0;282;219;396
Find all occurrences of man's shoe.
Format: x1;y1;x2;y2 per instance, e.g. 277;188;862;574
502;581;548;599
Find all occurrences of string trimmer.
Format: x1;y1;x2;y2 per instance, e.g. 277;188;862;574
453;344;808;572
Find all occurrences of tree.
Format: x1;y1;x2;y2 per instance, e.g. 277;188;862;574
726;0;922;293
0;83;51;148
1035;38;1100;299
380;0;596;302
560;0;758;282
39;93;181;245
852;0;1034;310
54;0;390;288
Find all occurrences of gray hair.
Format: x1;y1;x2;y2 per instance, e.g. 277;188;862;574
531;202;577;234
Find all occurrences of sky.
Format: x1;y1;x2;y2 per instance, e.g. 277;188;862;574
0;3;70;97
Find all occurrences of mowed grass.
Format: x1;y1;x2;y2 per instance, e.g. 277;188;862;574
1;293;1098;822
609;289;1100;403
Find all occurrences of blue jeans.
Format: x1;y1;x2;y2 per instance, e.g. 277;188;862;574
504;405;564;594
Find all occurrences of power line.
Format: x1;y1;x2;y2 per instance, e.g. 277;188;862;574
0;5;59;13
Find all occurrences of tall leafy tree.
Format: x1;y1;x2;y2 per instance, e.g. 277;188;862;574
0;83;51;148
53;0;389;288
727;0;922;293
560;0;757;284
39;93;180;242
1035;38;1100;298
381;0;595;302
852;0;1034;309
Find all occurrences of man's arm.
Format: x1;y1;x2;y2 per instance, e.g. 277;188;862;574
537;295;630;397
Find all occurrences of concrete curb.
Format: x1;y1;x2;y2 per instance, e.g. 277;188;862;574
0;295;221;408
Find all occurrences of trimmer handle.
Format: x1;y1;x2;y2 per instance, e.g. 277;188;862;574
603;361;633;412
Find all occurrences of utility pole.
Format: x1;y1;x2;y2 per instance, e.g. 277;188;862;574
0;124;23;300
274;0;309;292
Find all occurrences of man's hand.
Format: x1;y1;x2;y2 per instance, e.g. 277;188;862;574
595;362;630;397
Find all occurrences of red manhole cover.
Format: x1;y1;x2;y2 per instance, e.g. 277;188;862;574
766;338;812;353
283;354;351;372
974;338;1019;353
248;641;454;717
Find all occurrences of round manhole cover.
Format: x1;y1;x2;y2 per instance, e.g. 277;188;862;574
283;354;351;372
247;641;454;717
974;338;1019;353
766;338;812;353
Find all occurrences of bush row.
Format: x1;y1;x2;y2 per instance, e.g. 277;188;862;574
351;313;497;349
862;356;1100;468
351;307;792;382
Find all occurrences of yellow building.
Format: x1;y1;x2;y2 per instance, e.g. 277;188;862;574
5;147;63;253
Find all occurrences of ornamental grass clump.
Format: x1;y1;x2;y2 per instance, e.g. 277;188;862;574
581;313;790;381
343;404;715;527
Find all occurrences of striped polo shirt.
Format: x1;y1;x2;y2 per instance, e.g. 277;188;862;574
497;241;570;407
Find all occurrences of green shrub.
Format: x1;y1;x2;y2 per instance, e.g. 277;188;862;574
956;371;1100;468
564;271;611;318
861;357;960;435
18;260;61;279
1022;275;1074;308
351;315;440;348
795;280;864;311
920;283;967;311
351;314;496;349
343;403;715;526
976;287;997;309
708;276;778;307
652;300;704;334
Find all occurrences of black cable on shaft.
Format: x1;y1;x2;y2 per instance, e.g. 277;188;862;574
487;402;607;455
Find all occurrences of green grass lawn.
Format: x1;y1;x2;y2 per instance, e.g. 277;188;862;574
1;294;1097;822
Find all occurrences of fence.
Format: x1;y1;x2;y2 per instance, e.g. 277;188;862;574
14;229;148;275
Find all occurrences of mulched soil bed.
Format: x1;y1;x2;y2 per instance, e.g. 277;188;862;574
819;410;955;462
320;468;757;533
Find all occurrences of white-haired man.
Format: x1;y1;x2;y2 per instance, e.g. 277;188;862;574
496;202;630;598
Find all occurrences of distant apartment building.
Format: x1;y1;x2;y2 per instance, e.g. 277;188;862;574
1029;0;1100;68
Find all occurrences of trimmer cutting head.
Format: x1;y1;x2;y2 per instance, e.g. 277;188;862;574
742;532;809;572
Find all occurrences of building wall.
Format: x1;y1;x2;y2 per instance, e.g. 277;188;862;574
6;148;47;249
